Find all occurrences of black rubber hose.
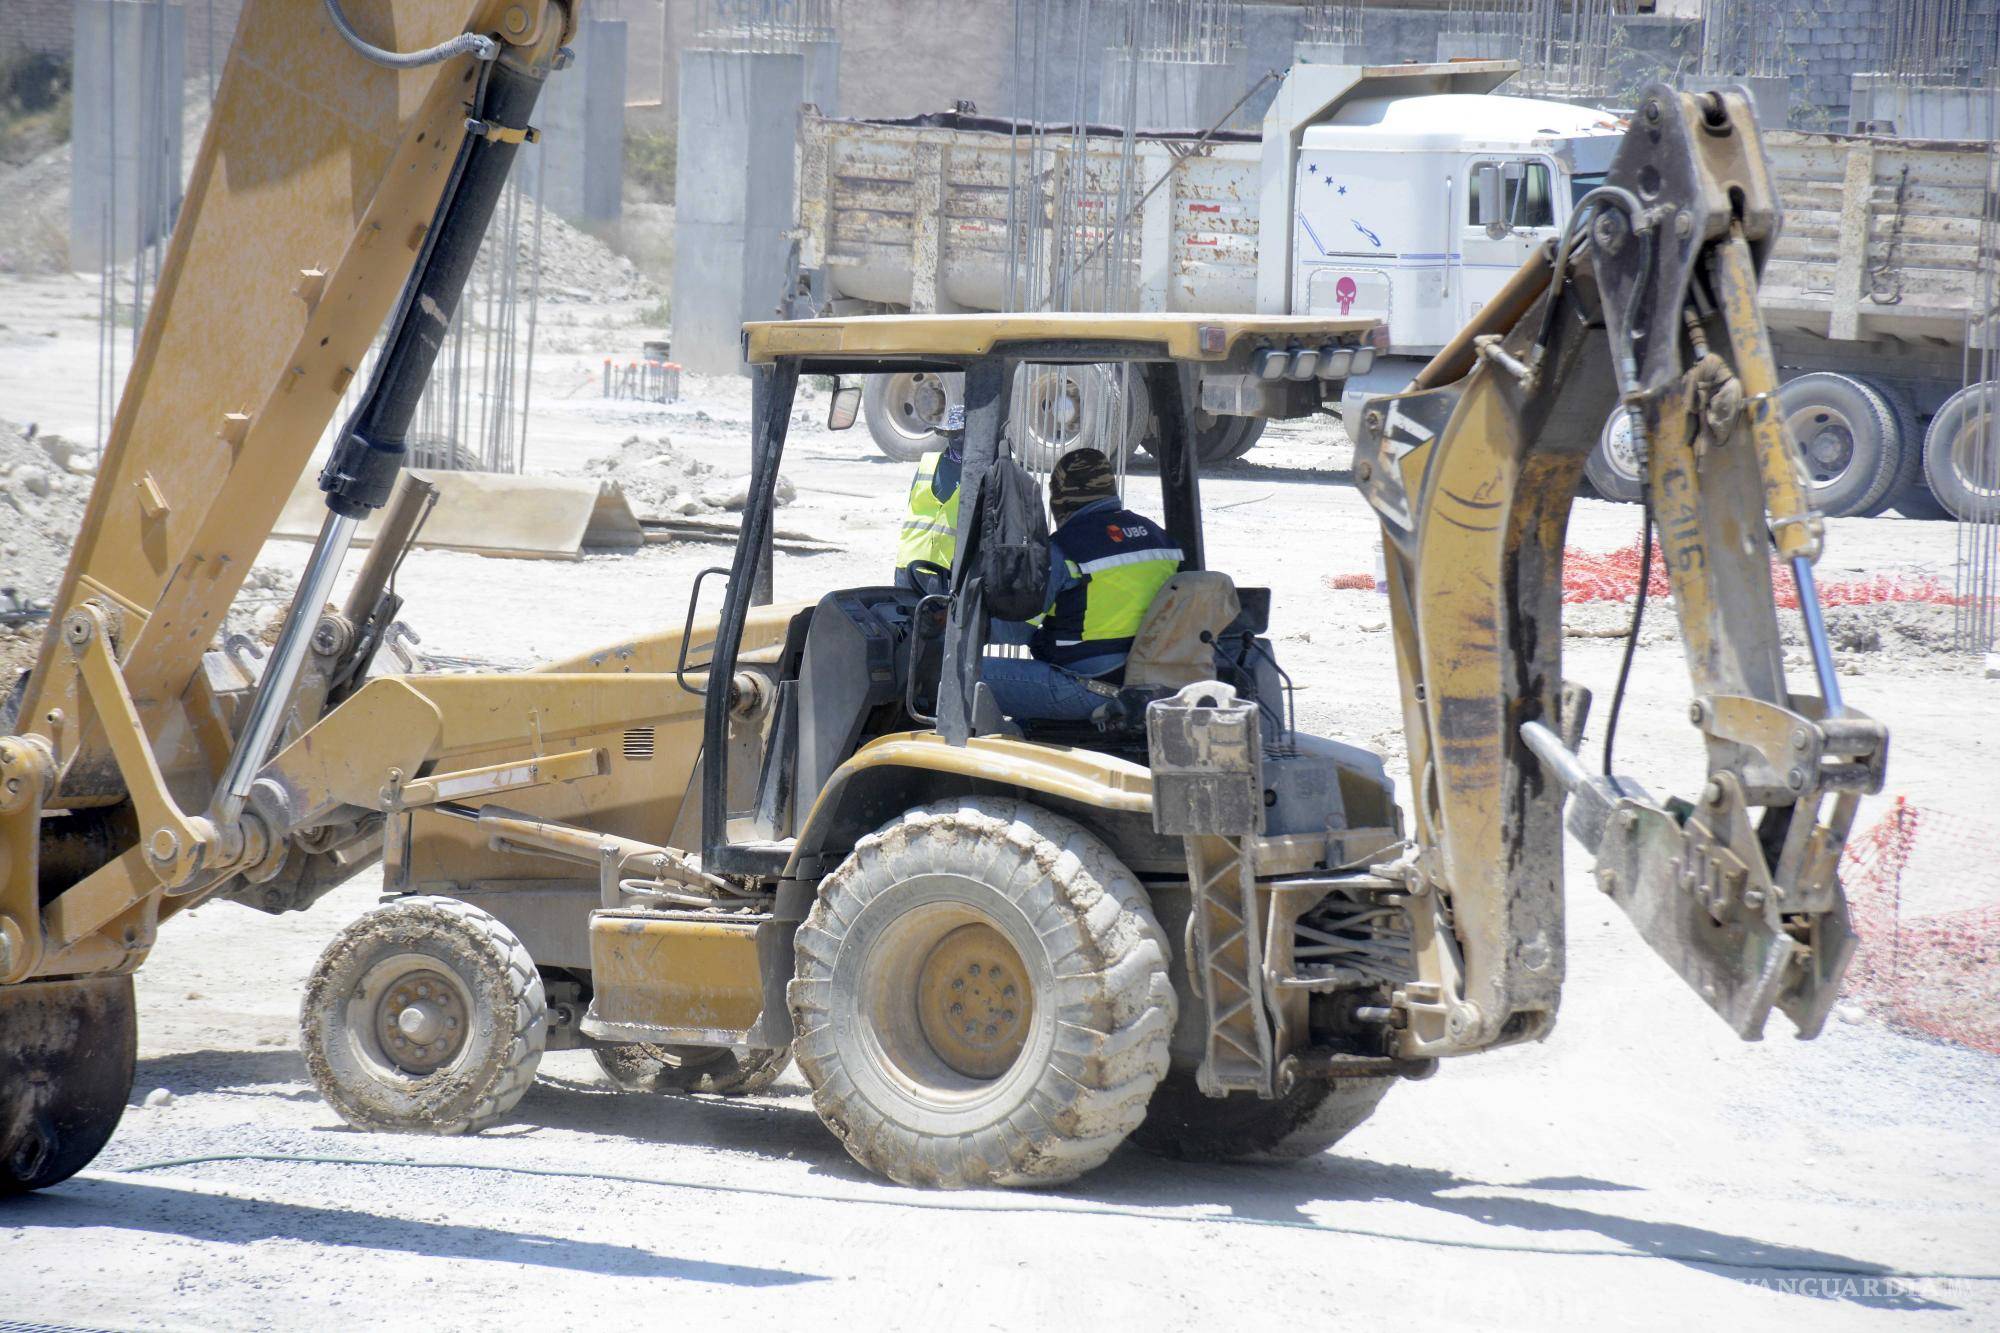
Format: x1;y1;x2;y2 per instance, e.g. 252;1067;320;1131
323;0;497;68
1602;501;1654;775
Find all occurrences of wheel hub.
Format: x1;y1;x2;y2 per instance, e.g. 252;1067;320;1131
916;923;1032;1080
373;968;468;1075
894;373;949;431
1787;407;1854;482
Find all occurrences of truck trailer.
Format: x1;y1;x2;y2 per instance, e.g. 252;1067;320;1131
793;60;1992;517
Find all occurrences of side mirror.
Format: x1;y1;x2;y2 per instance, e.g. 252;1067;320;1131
1473;163;1501;230
828;380;862;431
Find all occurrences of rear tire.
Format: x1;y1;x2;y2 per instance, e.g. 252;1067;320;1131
1133;1069;1393;1163
1140;411;1267;467
1864;386;1928;517
593;1043;786;1096
302;896;546;1135
1779;372;1901;518
1012;365;1118;469
789;798;1174;1188
863;372;958;462
1922;381;2000;520
0;975;136;1196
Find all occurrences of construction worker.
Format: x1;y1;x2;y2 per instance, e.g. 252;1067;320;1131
984;447;1184;722
893;404;964;590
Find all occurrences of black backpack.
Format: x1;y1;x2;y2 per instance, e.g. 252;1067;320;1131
968;456;1051;621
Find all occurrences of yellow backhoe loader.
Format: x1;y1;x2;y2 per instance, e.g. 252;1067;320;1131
1;0;1883;1193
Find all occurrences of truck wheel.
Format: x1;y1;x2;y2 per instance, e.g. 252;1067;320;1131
1132;1069;1393;1163
1013;365;1115;469
1863;387;1928;516
593;1043;786;1096
1922;382;2000;520
788;798;1174;1189
1203;414;1266;465
1584;407;1646;504
1779;373;1901;518
863;372;957;462
301;896;546;1135
1891;482;1952;521
0;975;136;1196
1140;411;1266;466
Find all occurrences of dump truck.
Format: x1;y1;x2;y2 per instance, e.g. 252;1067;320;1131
2;0;1883;1197
795;60;1993;519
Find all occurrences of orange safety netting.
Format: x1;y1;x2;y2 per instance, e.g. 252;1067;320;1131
1840;797;2000;1055
1325;540;1964;609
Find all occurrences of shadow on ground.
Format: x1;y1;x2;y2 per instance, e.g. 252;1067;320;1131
4;1179;823;1287
103;1052;1953;1311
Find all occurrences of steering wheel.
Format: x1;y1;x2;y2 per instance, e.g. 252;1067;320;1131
904;559;953;600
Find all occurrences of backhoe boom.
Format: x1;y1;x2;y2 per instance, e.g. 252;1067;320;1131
1350;85;1882;1056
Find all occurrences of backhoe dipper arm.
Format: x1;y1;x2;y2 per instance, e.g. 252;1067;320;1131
1349;86;1884;1058
0;0;575;987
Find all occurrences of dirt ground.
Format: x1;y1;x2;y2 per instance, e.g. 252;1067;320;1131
3;270;1999;1329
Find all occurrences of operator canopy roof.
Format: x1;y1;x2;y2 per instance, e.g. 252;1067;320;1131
742;312;1377;369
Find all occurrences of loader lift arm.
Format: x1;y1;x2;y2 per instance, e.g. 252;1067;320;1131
1;0;576;1194
1350;86;1884;1058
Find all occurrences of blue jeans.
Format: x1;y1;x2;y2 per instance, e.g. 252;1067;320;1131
981;655;1108;722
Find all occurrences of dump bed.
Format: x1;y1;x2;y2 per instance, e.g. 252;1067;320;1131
795;110;1262;317
1758;129;1988;355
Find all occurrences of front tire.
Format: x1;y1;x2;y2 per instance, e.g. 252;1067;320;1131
789;799;1174;1189
301;896;546;1135
1133;1069;1393;1163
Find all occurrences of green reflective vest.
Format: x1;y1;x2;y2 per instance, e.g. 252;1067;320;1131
896;451;960;573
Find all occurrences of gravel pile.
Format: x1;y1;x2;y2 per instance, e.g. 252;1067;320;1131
580;433;714;516
1556;596;1966;667
1;419;92;611
577;433;796;518
494;208;659;305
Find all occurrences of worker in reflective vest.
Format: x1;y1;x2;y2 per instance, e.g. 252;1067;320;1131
985;447;1184;721
894;404;964;590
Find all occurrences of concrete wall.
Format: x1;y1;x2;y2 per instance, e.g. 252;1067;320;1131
671;44;839;374
69;0;184;271
525;18;627;223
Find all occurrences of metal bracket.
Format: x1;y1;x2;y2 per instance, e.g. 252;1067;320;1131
61;604;225;889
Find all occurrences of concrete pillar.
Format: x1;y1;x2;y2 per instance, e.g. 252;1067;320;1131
70;0;185;272
1098;50;1252;131
525;18;628;224
672;44;840;375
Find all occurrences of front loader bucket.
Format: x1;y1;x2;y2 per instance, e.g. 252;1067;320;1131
0;974;137;1195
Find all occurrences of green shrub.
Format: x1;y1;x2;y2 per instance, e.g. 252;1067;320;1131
625;126;676;203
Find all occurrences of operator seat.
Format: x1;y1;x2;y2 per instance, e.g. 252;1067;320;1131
1122;572;1242;692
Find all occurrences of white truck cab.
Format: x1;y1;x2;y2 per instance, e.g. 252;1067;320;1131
1293;93;1622;346
1258;63;1624;356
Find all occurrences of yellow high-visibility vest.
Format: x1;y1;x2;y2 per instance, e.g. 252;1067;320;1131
896;451;960;573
